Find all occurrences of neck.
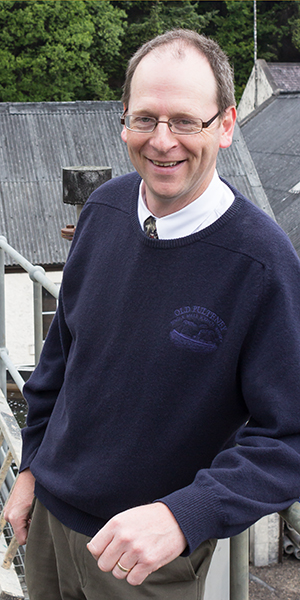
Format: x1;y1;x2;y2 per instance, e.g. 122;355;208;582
144;186;213;218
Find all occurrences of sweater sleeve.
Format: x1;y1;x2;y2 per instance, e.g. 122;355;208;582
20;290;72;471
160;249;300;553
19;199;92;472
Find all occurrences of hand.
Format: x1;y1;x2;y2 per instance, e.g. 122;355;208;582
4;468;35;545
87;502;187;586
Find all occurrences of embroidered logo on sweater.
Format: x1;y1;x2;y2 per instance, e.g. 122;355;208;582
170;306;227;353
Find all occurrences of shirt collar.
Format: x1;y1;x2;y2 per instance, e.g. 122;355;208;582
138;170;234;239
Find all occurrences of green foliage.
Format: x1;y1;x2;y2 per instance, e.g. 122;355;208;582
291;1;300;51
0;0;300;103
200;0;300;101
0;0;126;101
123;0;216;44
210;1;256;100
109;1;217;94
111;0;300;102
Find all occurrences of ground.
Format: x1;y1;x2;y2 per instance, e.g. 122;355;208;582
249;556;300;600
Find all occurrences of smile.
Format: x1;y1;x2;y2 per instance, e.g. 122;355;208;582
151;160;183;167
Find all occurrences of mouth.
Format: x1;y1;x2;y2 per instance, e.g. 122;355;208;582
150;159;184;167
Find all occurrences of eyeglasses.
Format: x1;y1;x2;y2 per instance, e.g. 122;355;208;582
120;111;220;135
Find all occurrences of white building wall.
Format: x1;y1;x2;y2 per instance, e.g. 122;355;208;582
237;61;274;122
250;514;280;566
5;270;62;368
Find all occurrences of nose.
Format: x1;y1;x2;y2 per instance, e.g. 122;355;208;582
148;121;179;153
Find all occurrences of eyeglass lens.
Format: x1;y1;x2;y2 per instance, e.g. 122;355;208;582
125;115;203;134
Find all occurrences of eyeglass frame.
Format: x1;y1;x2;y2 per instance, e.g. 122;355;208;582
120;110;221;135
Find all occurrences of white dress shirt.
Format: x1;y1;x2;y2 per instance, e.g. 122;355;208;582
138;170;234;239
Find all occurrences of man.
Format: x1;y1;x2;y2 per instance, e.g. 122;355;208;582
5;29;300;600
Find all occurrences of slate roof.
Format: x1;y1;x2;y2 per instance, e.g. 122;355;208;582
240;92;300;255
267;63;300;93
0;100;271;267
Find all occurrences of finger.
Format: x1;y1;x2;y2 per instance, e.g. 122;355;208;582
124;562;152;586
111;555;136;580
15;530;27;546
88;536;127;573
86;540;98;560
87;527;114;561
112;550;155;586
13;522;29;546
89;522;135;573
97;540;130;573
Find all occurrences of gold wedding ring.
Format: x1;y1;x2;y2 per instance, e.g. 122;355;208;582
117;561;130;573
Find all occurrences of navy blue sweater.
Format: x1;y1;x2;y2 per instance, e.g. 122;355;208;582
21;172;300;553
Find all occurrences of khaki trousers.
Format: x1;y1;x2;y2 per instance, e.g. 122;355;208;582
25;499;216;600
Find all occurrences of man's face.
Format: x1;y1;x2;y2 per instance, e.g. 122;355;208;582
121;45;236;217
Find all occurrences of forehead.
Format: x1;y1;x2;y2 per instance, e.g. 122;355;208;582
129;44;218;114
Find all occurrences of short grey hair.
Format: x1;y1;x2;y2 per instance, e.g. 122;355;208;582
122;29;236;114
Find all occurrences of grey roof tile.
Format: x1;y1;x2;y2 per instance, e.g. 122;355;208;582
268;63;300;92
241;93;300;255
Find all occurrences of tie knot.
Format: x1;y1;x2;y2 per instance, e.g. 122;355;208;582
144;216;158;239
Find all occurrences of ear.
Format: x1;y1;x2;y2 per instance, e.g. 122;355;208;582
121;127;127;143
121;104;128;143
219;106;236;149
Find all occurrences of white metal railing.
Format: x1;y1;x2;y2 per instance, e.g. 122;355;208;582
0;235;59;398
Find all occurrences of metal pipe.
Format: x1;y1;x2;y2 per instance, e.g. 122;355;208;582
283;534;294;554
0;243;6;397
253;0;258;110
0;350;25;393
293;547;300;560
29;265;59;299
279;501;300;534
286;524;300;548
33;280;43;365
0;236;59;299
230;529;249;600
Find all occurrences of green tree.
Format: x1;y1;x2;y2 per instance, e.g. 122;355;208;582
206;1;300;100
110;0;300;102
291;0;300;52
1;0;300;103
110;1;217;93
206;1;255;100
0;0;126;102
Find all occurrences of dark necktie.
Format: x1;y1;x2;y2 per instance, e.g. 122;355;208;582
144;216;158;239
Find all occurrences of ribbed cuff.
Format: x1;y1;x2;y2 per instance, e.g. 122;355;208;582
157;483;226;554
